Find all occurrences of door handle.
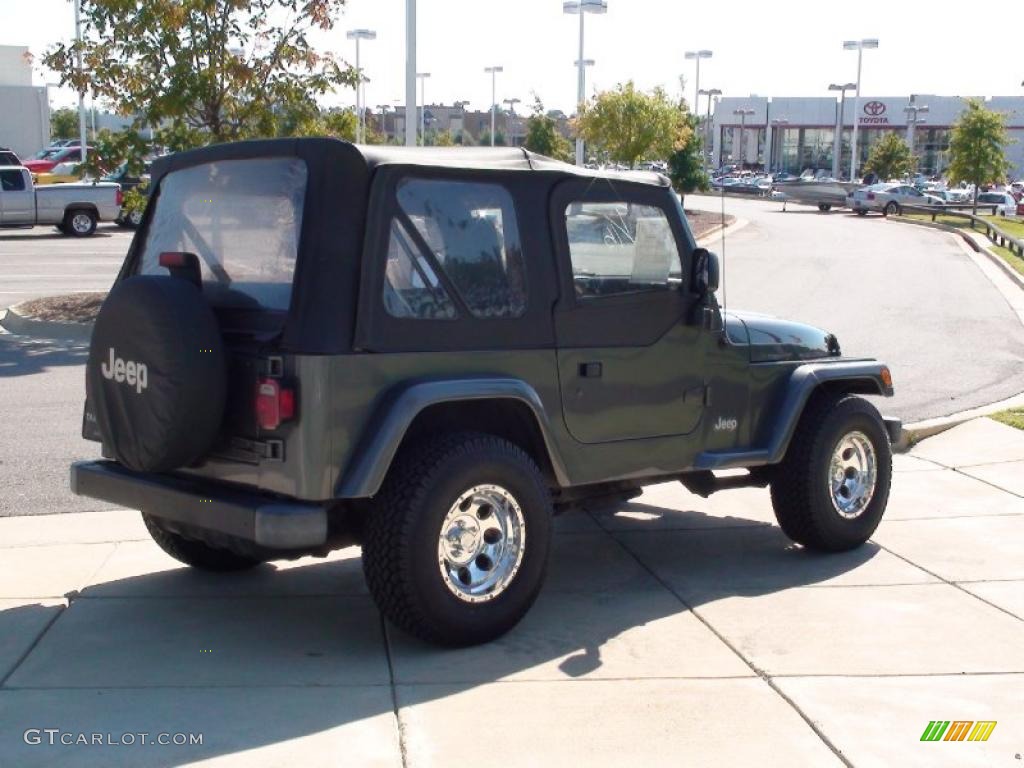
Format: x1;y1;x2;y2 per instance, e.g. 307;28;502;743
578;362;603;378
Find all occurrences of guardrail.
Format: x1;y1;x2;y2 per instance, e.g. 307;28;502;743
899;204;1024;258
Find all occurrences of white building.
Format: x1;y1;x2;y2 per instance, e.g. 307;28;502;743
710;94;1024;180
0;45;50;158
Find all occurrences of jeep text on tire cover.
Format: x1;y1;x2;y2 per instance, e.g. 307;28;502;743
70;139;900;646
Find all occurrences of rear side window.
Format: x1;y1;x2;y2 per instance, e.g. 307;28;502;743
0;169;25;191
383;178;527;319
565;201;682;299
139;158;307;311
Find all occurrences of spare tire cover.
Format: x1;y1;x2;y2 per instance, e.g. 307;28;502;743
87;275;227;472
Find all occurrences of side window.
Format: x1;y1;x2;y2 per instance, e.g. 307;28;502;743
383;220;458;320
383;178;527;319
0;170;25;191
565;201;682;299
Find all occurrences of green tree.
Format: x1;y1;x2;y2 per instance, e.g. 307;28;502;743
576;82;690;168
668;113;709;204
523;96;572;162
947;99;1012;215
479;130;506;147
50;107;79;140
43;0;357;147
863;132;915;182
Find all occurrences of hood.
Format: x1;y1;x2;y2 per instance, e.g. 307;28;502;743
725;311;841;363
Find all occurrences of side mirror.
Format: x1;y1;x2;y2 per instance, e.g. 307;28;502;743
692;248;720;295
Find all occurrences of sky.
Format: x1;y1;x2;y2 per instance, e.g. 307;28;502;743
2;0;1022;114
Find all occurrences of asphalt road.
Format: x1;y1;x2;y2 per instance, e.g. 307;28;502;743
689;193;1024;422
2;201;1023;516
0;224;131;309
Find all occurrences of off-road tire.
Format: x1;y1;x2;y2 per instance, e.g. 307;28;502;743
883;201;900;217
64;208;97;237
362;431;553;646
770;393;892;552
142;513;263;572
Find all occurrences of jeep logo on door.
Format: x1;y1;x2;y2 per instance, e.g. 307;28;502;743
863;101;886;116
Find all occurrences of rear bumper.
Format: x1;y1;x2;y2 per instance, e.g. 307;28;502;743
70;460;328;550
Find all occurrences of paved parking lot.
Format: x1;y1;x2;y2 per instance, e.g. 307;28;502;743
0;418;1022;767
0;225;131;310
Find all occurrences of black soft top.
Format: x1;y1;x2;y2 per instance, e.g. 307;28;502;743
139;138;670;353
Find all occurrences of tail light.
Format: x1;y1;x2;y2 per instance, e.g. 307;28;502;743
116;188;124;206
255;378;296;431
866;192;875;201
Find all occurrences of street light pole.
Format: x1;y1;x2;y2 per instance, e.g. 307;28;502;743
904;95;929;160
563;0;607;166
347;29;376;143
74;0;87;163
733;108;754;170
405;0;416;146
417;72;431;144
698;87;721;173
484;66;503;146
829;82;855;179
684;50;712;116
503;97;521;145
844;38;878;180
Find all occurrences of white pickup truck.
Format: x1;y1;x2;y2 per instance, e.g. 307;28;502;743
0;166;122;236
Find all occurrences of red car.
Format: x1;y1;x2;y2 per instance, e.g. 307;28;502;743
22;145;88;174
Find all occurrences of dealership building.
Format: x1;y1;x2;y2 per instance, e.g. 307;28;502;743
709;94;1024;179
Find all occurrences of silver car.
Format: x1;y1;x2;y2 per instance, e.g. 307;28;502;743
849;183;941;216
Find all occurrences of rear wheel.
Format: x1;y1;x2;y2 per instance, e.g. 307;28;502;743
817;203;832;212
883;201;900;217
64;209;97;237
770;394;892;552
363;432;553;646
142;513;263;572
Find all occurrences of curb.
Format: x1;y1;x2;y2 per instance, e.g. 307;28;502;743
899;391;1024;449
696;216;749;247
0;303;93;343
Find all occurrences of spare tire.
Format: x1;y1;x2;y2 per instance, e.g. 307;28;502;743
87;275;227;472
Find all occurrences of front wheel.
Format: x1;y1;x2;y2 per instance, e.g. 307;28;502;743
817;203;832;212
362;432;553;646
770;394;892;552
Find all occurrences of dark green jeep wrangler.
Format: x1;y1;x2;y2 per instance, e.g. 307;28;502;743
71;138;900;646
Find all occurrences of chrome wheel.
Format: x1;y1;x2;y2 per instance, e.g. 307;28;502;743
128;209;143;226
828;431;878;519
71;212;93;234
437;484;525;603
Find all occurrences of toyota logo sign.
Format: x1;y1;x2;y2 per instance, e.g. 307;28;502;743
863;101;886;116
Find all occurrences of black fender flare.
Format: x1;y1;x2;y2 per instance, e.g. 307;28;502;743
694;360;897;471
335;377;569;498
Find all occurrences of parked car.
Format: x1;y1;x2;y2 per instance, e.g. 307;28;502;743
976;191;1018;217
0;147;20;166
22;145;90;174
32;161;82;185
0;166;121;235
104;160;152;228
849;183;939;216
70;138;899;647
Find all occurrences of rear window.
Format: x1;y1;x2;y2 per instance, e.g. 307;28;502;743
139;158;307;311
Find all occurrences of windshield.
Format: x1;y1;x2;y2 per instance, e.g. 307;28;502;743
139;157;308;311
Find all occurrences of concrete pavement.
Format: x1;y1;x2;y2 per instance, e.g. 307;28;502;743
1;418;1022;767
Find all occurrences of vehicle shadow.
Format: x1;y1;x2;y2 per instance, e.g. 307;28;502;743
0;501;880;766
0;335;88;378
0;226;121;241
